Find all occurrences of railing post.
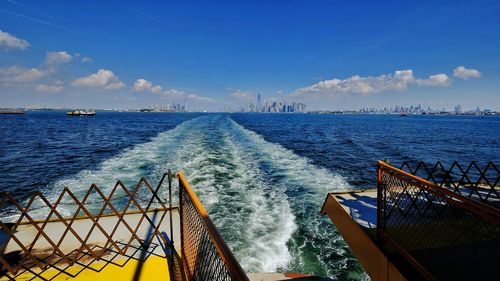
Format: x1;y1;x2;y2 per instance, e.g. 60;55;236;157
168;169;174;268
177;172;249;280
178;173;188;280
376;162;382;241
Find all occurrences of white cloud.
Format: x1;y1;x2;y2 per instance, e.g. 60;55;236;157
293;70;417;97
72;69;125;90
151;85;163;94
292;69;454;97
36;81;63;93
186;94;215;102
0;30;30;50
0;51;71;86
45;51;72;65
163;89;185;98
132;79;213;102
230;90;255;100
132;78;164;94
75;53;93;63
0;65;50;83
80;56;93;63
0;51;73;85
132;78;208;101
132;78;153;92
453;66;481;80
416;74;451;86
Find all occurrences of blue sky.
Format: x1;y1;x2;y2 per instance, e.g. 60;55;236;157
0;0;499;111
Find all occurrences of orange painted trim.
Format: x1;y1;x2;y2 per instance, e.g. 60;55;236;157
321;193;407;281
377;160;500;223
177;171;249;281
284;272;311;278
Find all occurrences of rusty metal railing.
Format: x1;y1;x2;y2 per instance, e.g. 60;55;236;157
178;172;249;281
0;171;248;280
377;161;500;280
0;173;173;276
399;161;499;206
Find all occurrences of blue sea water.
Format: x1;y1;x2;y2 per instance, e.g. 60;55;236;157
0;111;499;279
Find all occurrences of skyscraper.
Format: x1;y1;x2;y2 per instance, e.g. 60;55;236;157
257;94;262;108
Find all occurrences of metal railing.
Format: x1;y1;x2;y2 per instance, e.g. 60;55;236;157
377;161;500;280
178;172;249;281
0;171;248;281
0;174;171;276
399;161;499;206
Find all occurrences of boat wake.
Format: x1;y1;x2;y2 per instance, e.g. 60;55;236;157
20;114;358;278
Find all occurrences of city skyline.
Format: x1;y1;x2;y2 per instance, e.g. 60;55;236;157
12;99;498;116
1;1;499;111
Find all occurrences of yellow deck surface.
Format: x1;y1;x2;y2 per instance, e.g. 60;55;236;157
0;209;180;280
2;255;170;281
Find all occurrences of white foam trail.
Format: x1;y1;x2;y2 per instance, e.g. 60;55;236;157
228;119;351;196
10;114;355;277
153;115;298;271
225;118;354;277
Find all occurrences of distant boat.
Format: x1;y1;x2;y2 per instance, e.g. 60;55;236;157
399;113;408;117
66;110;96;116
0;109;25;115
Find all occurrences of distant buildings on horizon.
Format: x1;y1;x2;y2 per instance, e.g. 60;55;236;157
139;102;186;112
9;102;499;115
355;104;497;115
241;94;307;113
